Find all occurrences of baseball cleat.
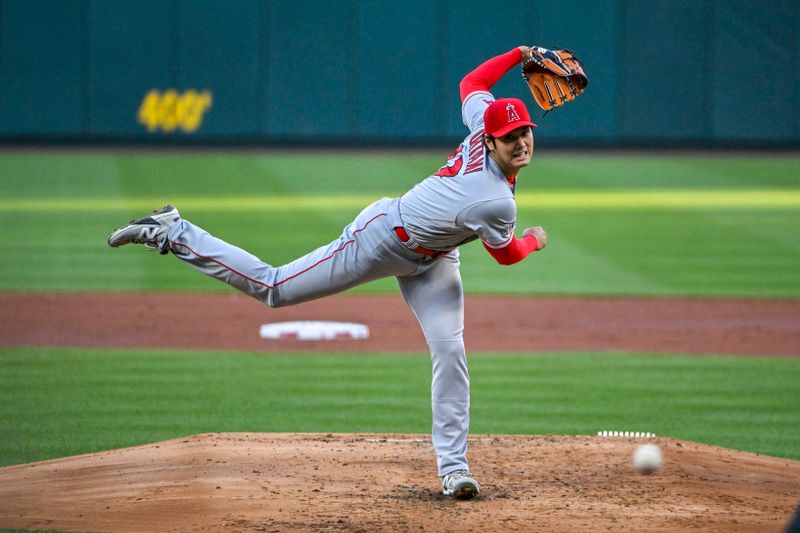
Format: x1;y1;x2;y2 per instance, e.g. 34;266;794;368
107;205;181;255
440;470;480;500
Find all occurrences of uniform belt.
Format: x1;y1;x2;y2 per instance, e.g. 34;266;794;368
393;227;447;258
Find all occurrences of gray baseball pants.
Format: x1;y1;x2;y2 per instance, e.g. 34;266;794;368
166;197;470;476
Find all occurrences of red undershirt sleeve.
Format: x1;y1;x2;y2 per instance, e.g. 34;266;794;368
460;48;523;102
483;233;541;265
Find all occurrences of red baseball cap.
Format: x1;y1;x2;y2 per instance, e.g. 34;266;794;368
483;98;537;137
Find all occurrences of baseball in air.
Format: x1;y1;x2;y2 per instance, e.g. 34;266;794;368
632;444;663;474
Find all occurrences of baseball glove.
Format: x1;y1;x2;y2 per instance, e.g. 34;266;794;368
521;46;588;112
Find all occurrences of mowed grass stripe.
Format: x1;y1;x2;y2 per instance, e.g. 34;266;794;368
1;189;799;212
0;347;798;467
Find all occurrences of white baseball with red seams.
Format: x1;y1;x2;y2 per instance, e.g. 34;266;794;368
162;47;543;485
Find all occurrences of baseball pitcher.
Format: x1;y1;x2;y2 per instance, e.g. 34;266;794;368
109;45;587;499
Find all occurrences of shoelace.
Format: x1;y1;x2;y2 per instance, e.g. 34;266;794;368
443;470;473;485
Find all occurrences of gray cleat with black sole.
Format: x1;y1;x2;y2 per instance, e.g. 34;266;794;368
107;205;181;255
441;470;480;500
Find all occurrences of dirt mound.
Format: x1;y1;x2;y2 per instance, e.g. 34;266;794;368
0;433;798;532
2;292;799;356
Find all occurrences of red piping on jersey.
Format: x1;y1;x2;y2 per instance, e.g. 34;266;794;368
273;213;386;286
483;234;513;248
169;213;388;289
169;239;274;288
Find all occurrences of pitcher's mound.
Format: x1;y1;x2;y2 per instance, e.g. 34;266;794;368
1;433;798;532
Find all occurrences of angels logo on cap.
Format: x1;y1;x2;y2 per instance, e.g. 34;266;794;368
484;98;537;137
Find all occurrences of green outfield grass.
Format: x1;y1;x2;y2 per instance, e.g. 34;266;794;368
1;150;798;476
0;347;797;468
0;151;798;296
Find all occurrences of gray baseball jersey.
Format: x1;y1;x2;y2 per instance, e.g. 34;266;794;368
166;91;519;478
399;91;516;253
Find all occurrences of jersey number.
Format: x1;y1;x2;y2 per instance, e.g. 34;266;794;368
434;146;464;177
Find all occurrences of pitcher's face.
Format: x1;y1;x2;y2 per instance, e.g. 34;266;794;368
486;126;534;177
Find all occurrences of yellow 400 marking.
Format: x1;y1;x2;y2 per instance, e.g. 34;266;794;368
137;89;213;133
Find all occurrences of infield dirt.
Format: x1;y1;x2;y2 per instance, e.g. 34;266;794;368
1;433;799;532
2;292;799;356
1;291;799;532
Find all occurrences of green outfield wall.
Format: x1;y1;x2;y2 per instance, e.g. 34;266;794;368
0;0;798;147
